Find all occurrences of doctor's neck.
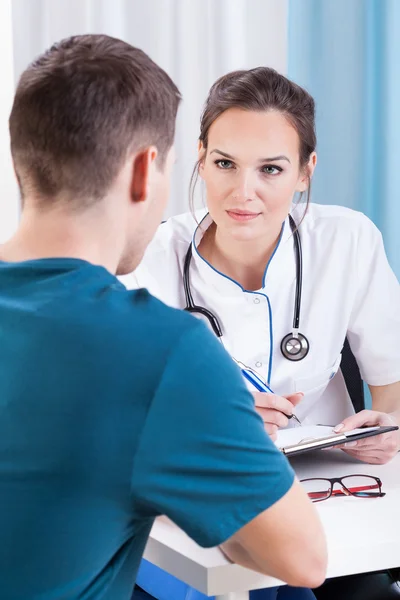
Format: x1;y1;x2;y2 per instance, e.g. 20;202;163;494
198;221;283;291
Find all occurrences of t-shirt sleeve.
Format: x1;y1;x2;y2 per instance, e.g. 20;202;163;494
131;321;294;548
347;216;400;386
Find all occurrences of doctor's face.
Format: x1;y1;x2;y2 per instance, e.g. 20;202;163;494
199;108;314;242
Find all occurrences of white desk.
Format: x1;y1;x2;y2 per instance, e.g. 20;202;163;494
143;450;400;600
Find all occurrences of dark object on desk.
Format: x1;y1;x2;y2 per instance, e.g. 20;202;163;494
132;585;157;599
341;337;365;413
314;569;400;600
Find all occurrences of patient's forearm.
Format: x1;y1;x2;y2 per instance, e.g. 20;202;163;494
220;539;258;570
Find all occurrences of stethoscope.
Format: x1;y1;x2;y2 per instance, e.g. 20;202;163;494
183;214;310;362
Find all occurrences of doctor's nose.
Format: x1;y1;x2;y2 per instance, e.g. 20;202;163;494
231;171;257;203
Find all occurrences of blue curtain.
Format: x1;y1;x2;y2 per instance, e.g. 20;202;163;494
288;0;400;279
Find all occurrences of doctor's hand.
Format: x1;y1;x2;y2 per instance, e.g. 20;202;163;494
334;410;400;465
253;392;304;441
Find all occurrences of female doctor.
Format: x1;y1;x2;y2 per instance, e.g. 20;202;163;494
127;67;400;600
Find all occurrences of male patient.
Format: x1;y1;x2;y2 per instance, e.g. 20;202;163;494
0;35;326;599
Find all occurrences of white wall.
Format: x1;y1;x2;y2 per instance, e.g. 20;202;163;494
0;0;19;243
10;0;288;217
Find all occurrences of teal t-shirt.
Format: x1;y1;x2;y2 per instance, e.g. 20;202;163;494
0;258;294;600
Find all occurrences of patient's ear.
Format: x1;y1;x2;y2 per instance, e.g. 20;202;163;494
131;147;157;203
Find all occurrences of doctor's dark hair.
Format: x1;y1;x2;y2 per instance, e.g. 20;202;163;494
190;67;316;212
9;34;181;207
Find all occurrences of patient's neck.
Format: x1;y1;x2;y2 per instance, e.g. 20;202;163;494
0;199;124;274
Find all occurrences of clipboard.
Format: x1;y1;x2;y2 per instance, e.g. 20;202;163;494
276;425;399;457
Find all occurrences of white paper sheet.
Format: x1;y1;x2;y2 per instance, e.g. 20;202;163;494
275;425;380;449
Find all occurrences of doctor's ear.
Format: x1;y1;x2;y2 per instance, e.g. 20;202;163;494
197;141;206;176
295;152;317;193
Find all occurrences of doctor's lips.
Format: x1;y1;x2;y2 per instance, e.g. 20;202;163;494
226;209;260;222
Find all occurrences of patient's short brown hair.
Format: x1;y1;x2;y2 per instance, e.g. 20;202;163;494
9;34;181;206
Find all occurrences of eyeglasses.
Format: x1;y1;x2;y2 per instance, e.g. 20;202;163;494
300;475;385;503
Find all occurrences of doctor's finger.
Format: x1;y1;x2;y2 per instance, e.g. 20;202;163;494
341;448;389;465
334;409;393;432
253;392;294;416
256;407;289;429
283;392;304;407
264;423;278;440
342;433;398;452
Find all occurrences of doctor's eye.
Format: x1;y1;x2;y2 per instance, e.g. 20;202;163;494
261;165;283;176
214;159;234;170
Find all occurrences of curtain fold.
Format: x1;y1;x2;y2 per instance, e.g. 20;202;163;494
288;0;400;277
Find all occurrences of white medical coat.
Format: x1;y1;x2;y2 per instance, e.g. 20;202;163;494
122;203;400;425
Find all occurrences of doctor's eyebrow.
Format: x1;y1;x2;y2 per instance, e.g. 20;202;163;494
210;149;291;163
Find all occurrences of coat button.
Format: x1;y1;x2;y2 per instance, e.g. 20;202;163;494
255;361;262;368
253;297;260;304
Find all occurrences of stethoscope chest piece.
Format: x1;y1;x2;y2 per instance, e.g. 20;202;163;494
280;332;310;361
